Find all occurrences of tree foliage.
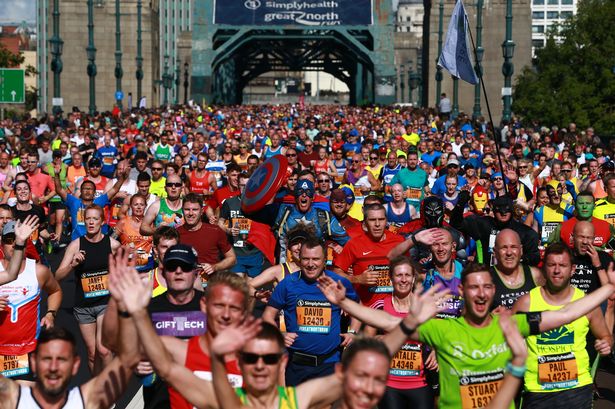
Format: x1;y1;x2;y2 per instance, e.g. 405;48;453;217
512;0;615;135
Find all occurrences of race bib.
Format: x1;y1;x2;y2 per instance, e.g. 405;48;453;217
390;343;422;377
81;270;110;298
604;213;615;227
76;208;85;226
459;370;504;409
541;222;560;243
296;300;332;334
103;156;114;165
0;354;29;378
232;218;251;248
368;265;392;293
406;188;422;200
538;352;578;390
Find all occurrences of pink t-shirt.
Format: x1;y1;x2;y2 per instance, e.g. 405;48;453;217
27;171;54;199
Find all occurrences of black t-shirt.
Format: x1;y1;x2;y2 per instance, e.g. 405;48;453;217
14;204;46;226
571;251;613;294
148;290;206;339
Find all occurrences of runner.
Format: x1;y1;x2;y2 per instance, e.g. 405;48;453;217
0;247;139;409
490;229;544;311
141;174;184;235
334;203;405;310
388;150;428;212
114;194;154;273
263;238;359;385
55;205;120;374
512;243;613;409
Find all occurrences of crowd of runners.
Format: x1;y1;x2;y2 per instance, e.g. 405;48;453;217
0;103;613;409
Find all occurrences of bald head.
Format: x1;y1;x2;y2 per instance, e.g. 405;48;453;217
495;229;521;249
573;220;595;255
573;220;594;237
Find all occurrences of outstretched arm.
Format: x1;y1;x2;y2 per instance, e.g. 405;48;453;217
82;248;141;408
113;249;218;409
0;216;39;285
382;283;451;354
486;312;527;409
317;275;401;332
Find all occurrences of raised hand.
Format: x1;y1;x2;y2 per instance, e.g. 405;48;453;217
317;275;347;305
14;215;40;244
404;283;451;328
108;246;151;314
499;311;527;365
210;316;262;357
415;228;447;247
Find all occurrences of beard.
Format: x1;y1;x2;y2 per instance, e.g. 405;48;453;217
36;375;71;398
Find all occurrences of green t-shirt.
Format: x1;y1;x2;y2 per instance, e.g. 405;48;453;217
419;314;530;409
388;167;428;210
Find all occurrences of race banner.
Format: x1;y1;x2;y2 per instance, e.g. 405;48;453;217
214;0;373;26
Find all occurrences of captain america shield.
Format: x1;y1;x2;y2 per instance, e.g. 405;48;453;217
241;155;288;213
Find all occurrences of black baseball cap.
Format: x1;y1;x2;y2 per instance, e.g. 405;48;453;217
163;244;198;269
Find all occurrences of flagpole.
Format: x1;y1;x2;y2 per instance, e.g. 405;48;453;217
464;13;508;186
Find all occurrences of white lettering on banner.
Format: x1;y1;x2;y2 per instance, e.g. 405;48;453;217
449;341;509;361
155;318;205;331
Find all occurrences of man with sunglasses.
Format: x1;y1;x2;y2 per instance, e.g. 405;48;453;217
298;140;318;169
149;160;168;198
74;158;108;198
141;174;184;235
533;183;574;245
451;193;541;266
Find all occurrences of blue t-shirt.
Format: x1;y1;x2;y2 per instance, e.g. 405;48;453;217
421;151;442;166
96;146;119;176
65;193;110;240
342;142;362;155
431;174;467;196
268;270;358;361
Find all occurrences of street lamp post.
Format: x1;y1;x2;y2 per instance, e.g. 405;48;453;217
174;58;180;105
451;77;459;118
184;62;189;105
435;0;444;106
114;0;123;109
86;0;97;115
162;55;170;106
136;0;144;101
417;54;423;107
399;64;405;103
49;0;63;116
472;0;484;119
409;71;420;106
501;0;515;123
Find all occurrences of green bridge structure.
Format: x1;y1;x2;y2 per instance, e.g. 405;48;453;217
191;0;397;105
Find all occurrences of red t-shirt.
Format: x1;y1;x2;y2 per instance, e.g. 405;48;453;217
27;171;54;200
210;186;240;210
177;223;232;265
334;230;404;308
560;216;612;248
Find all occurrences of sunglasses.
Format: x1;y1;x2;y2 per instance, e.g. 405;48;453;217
2;235;15;245
370;156;378;160
493;177;503;181
152;167;163;171
166;182;182;188
318;179;330;183
286;153;297;157
240;352;283;365
351;160;361;163
165;261;194;272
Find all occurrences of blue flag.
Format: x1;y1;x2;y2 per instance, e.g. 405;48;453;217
438;0;479;85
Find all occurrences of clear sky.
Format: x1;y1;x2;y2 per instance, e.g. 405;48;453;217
0;0;36;24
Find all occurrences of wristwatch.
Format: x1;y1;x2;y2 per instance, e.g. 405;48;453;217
505;361;526;378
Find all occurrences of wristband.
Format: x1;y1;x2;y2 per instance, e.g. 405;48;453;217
411;234;419;247
14;243;26;251
118;310;131;318
505;361;526;378
399;320;416;336
45;310;57;318
347;329;357;335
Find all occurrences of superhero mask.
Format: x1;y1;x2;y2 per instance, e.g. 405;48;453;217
472;186;489;215
422;196;445;228
491;195;514;215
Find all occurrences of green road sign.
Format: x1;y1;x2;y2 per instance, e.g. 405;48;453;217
0;69;25;104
